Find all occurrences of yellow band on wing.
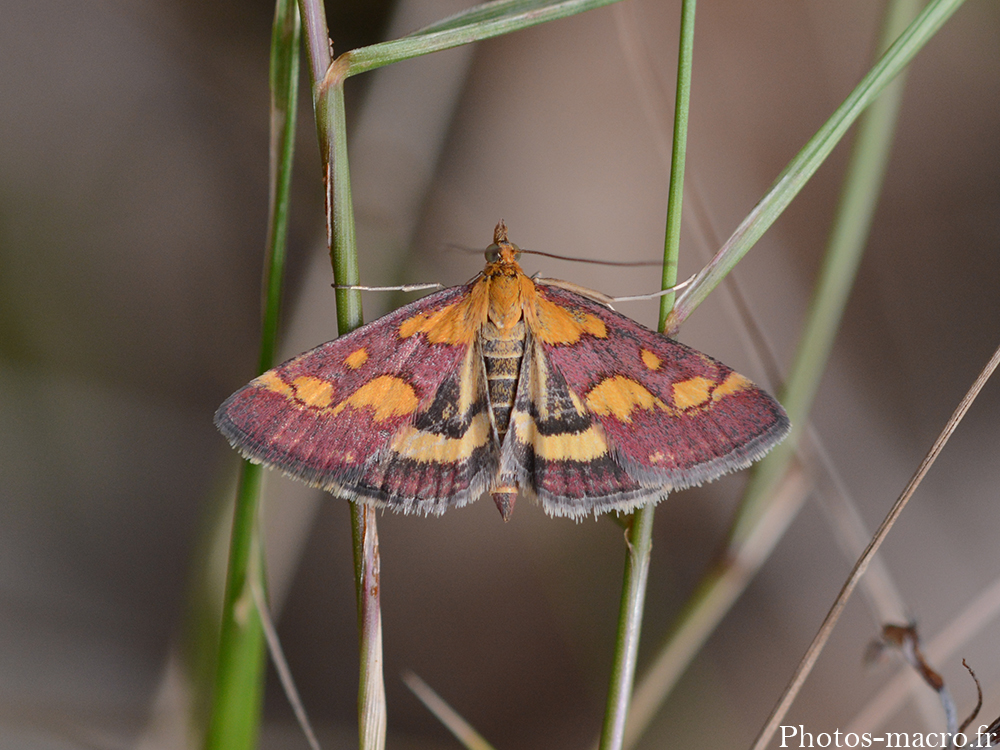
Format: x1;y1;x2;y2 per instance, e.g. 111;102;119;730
512;412;609;462
391;412;491;463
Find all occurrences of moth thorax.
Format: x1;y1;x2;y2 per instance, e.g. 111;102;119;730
481;318;526;443
487;274;524;330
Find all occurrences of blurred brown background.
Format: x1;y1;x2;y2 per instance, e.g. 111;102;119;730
1;1;999;748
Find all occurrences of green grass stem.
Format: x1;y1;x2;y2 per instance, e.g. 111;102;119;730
599;3;694;749
657;0;695;327
600;506;657;750
296;0;331;93
204;465;268;750
203;1;301;747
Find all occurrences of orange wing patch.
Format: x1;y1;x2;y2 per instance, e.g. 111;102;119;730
528;294;607;345
332;375;419;422
399;281;489;345
712;372;751;400
585;376;669;421
672;376;713;409
344;348;368;369
640;348;662;370
398;304;455;341
254;370;294;398
292;376;335;408
252;371;417;420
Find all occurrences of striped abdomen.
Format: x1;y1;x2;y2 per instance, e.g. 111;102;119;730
481;319;526;444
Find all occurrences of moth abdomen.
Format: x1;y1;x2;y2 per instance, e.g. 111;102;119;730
481;319;526;443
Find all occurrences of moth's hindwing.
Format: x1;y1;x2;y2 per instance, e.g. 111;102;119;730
515;283;790;517
502;331;651;518
214;283;499;515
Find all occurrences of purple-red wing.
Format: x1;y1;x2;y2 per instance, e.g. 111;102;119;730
215;284;481;505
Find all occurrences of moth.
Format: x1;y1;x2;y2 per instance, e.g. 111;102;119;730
215;222;789;520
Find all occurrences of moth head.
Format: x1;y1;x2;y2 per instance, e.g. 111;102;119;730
486;220;521;264
484;241;522;264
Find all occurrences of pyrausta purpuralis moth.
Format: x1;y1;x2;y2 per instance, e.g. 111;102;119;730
216;222;789;520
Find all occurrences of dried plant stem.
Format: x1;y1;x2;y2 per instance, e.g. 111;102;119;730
750;341;1000;750
849;573;1000;734
249;575;322;750
402;672;497;750
353;505;386;749
298;0;385;746
601;507;656;750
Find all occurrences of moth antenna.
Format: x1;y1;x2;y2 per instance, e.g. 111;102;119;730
446;244;662;265
443;243;483;256
532;273;695;306
533;277;616;306
608;273;696;302
518;248;664;267
332;282;444;293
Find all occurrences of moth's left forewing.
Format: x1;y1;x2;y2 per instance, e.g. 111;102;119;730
527;283;790;503
215;282;499;515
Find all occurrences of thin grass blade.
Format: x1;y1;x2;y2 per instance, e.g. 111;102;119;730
665;0;967;335
616;0;936;744
403;671;497;750
338;0;626;79
250;566;323;750
848;574;1000;734
729;0;929;545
